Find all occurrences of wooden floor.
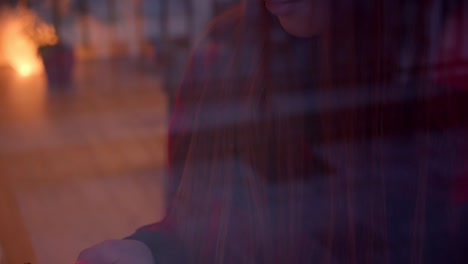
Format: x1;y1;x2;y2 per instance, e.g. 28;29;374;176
0;61;168;264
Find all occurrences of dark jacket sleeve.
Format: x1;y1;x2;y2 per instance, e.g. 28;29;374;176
124;223;188;264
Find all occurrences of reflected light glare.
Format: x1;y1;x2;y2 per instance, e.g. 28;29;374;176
0;6;58;78
17;64;34;77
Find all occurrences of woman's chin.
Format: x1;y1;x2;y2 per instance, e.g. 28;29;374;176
278;17;322;38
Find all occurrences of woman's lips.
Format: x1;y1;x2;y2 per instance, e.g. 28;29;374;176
265;0;300;16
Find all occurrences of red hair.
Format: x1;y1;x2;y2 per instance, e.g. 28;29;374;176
164;0;464;262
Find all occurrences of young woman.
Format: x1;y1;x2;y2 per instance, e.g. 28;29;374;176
76;0;466;263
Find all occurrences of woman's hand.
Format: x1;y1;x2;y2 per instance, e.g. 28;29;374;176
76;239;154;264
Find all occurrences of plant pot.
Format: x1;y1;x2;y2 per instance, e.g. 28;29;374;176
39;43;75;88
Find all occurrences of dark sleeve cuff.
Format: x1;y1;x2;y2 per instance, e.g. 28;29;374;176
124;228;188;264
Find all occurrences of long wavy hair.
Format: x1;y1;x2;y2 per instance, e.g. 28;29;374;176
164;0;463;263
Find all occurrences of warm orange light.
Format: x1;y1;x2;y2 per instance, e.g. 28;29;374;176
4;28;44;77
0;6;58;78
17;64;34;77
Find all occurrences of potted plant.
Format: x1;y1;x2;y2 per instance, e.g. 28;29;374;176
30;0;75;88
38;41;75;88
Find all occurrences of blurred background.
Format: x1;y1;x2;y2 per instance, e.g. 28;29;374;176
0;0;466;263
0;0;238;263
